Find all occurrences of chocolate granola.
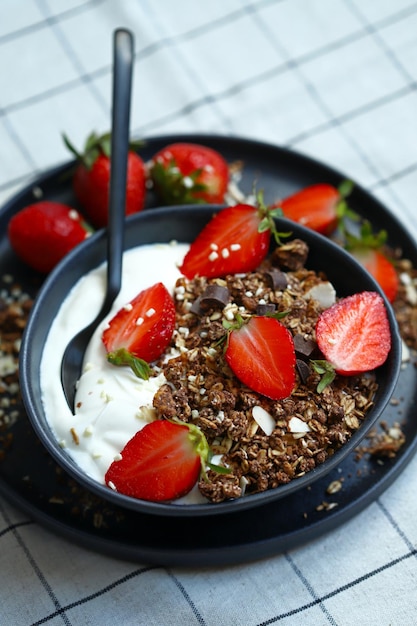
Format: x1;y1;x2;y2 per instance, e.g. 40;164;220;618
152;240;380;503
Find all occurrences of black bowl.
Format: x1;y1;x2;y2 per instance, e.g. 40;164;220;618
19;206;402;517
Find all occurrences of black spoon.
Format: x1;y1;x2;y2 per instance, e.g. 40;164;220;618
61;28;134;410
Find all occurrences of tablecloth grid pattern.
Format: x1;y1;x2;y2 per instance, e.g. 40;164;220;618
1;1;417;624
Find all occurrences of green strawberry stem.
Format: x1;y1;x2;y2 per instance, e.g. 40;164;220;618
151;159;208;204
107;347;152;380
344;219;388;252
63;131;144;170
171;418;231;480
256;190;292;245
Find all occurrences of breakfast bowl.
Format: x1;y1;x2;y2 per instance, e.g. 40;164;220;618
19;204;402;518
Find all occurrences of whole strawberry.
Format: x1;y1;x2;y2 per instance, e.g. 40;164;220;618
64;132;146;228
149;142;229;204
8;201;90;273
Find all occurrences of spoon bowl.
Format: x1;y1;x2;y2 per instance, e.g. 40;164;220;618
60;28;134;410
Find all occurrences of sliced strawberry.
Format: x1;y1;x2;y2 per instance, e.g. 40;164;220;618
180;203;284;279
102;282;175;377
7;201;90;273
276;181;353;235
315;291;391;376
149;142;229;204
225;316;296;400
105;419;208;501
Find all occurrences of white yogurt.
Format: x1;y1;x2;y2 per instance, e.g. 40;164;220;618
40;242;209;502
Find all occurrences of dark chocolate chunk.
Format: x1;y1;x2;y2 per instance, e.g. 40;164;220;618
256;303;277;315
200;284;230;309
293;334;319;360
264;267;288;290
190;295;203;315
296;359;311;385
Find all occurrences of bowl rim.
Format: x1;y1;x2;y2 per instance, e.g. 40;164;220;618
19;205;402;517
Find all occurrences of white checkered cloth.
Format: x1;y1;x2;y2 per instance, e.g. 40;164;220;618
1;1;417;624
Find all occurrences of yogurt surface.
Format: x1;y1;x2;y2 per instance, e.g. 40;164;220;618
40;242;204;498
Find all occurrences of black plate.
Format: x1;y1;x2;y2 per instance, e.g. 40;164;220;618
1;134;416;566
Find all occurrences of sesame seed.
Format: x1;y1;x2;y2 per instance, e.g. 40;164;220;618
210;243;219;251
209;251;219;262
108;481;117;490
146;307;156;317
221;248;230;258
230;243;241;251
136;317;144;326
123;303;133;311
69;209;79;221
182;176;194;188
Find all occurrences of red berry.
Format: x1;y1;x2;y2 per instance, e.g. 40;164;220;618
350;248;399;303
150;142;229;204
7;201;89;273
315;291;391;375
277;183;347;235
180;204;271;279
64;132;146;228
102;282;176;377
105;420;204;501
225;316;296;400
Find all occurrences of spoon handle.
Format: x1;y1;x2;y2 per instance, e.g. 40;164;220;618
106;28;134;308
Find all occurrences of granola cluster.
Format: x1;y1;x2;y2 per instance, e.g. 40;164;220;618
153;240;379;503
0;276;33;458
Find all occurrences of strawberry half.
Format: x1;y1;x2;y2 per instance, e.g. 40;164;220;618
105;419;209;501
149;142;229;204
225;316;296;400
315;291;391;376
276;181;354;235
7;201;90;273
102;282;176;378
180;203;284;279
